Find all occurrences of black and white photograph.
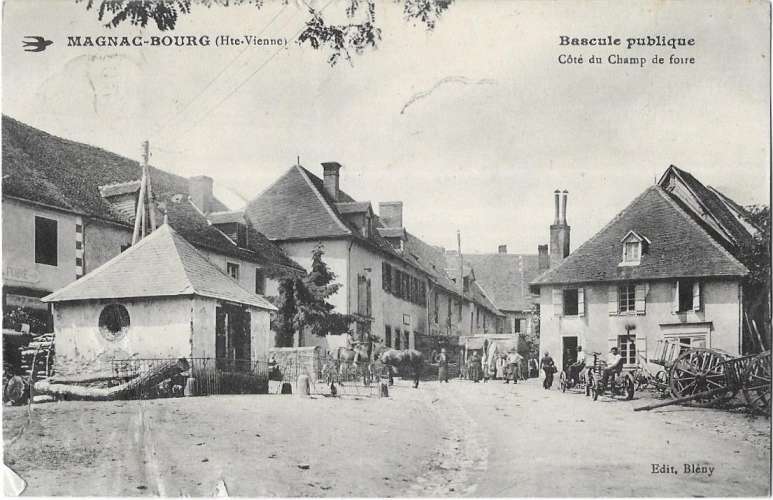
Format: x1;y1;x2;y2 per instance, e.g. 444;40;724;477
1;0;771;497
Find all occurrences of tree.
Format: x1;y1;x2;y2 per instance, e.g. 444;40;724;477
75;0;455;66
271;244;353;347
737;204;771;349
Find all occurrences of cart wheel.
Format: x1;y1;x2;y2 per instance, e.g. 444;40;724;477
624;375;635;401
559;371;567;392
669;348;733;403
743;351;771;417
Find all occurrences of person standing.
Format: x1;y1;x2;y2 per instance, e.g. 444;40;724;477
540;351;556;389
495;354;505;380
437;348;449;383
469;352;481;382
505;349;522;384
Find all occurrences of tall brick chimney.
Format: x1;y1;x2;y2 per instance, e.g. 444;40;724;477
498;245;507;254
189;176;213;214
321;162;341;201
379;201;403;228
538;244;549;270
549;189;571;268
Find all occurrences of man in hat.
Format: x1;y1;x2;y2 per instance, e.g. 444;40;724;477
600;346;624;393
540;351;556;389
505;348;522;384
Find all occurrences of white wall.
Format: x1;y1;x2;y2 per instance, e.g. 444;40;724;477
538;279;742;370
53;296;193;379
200;249;280;297
2;198;79;293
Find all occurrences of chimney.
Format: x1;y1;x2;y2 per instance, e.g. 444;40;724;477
538;244;549;270
561;190;568;224
549;189;571;267
189;175;213;214
321;162;341;201
379;201;403;228
498;244;507;254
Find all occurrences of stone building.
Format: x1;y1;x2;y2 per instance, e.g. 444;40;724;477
42;224;276;380
530;166;758;371
1;116;303;335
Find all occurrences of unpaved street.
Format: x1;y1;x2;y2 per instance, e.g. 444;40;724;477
3;378;770;497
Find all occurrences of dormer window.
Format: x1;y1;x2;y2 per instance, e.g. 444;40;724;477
619;231;650;267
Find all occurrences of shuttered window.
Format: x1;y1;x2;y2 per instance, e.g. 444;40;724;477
674;280;701;312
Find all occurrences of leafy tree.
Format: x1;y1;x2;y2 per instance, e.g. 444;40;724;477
75;0;454;66
271;244;353;347
738;204;771;350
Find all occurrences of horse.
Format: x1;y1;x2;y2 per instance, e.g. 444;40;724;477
377;348;424;388
336;343;371;384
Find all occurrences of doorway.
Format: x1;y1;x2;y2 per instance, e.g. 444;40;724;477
562;336;578;370
215;304;252;369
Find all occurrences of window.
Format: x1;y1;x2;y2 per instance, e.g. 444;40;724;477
255;268;266;294
618;335;637;365
98;304;130;341
34;216;58;266
623;241;640;262
618;284;635;313
357;274;372;317
395;329;401;349
404;331;410;349
227;262;240;280
513;317;521;333
563;289;579;316
675;279;701;312
433;290;439;324
75;240;82;250
385;325;392;348
382;262;392;292
456;301;463;322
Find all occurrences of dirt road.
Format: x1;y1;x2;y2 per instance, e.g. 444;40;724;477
3;378;770;496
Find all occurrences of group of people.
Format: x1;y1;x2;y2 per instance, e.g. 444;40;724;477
465;349;524;384
540;345;625;392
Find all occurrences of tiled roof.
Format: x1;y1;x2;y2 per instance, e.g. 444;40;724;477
246;164;502;313
43;224;276;310
245;165;352;240
660;165;755;249
532;186;749;286
460;254;540;312
2;115;301;276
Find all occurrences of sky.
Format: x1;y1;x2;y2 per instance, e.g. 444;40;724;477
2;0;770;255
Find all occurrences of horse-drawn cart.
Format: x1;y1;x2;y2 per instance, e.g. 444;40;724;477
635;348;771;415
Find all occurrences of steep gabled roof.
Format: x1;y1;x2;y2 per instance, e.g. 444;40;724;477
43;224;276;310
460;254;540;312
2;116;302;276
659;165;756;249
532;186;749;286
245;165;352;240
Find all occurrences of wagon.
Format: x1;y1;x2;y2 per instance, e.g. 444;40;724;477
635;349;771;415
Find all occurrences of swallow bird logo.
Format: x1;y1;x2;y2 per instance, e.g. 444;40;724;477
22;36;53;52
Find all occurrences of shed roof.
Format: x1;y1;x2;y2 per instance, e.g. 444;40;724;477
43;224;276;310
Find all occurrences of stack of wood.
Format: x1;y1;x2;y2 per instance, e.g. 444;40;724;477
19;333;55;381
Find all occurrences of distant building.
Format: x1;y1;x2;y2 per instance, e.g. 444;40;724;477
245;162;503;355
1;116;303;333
530;166;758;372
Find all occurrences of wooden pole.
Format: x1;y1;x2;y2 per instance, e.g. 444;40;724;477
131;141;150;245
633;386;728;412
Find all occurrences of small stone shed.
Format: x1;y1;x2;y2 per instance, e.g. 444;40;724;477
42;223;277;380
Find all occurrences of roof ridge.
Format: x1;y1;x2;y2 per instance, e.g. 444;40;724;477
652;185;749;275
